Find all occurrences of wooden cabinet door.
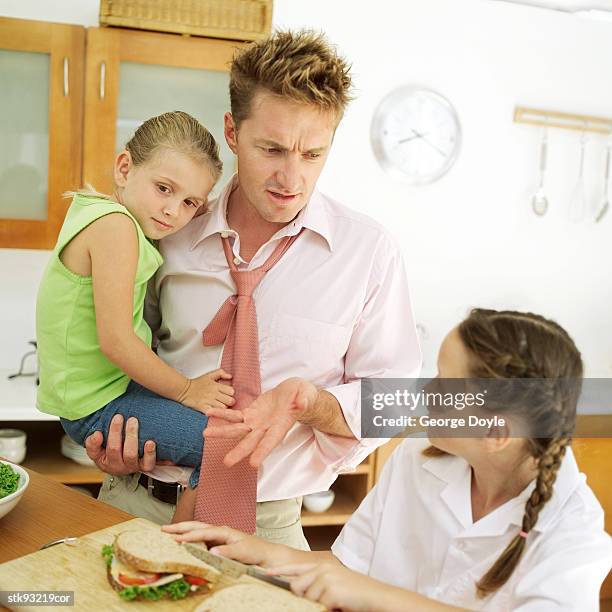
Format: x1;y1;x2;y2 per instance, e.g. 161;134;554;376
83;28;242;196
0;17;84;249
373;438;404;482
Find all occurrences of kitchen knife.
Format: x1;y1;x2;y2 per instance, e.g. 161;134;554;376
184;542;292;590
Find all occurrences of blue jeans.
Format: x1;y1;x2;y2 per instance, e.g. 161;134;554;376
60;381;207;488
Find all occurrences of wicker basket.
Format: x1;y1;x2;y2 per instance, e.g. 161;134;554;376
99;0;273;41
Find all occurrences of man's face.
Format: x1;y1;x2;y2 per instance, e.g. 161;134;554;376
225;90;337;224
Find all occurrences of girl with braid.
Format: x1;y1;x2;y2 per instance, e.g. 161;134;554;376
164;308;612;610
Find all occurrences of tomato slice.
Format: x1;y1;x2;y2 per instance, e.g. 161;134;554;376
118;571;162;586
185;575;208;586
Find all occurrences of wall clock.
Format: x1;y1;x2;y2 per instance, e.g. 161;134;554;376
370;87;461;184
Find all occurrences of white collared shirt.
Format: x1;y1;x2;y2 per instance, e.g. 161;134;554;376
146;175;422;500
332;438;612;610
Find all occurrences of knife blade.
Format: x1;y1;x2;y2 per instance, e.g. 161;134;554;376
184;542;292;590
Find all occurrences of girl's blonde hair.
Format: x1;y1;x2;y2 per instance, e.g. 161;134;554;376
68;111;222;200
424;308;583;599
126;110;222;179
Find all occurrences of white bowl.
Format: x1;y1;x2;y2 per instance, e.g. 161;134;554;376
303;490;335;513
0;429;27;450
60;435;95;466
0;460;29;520
0;446;26;464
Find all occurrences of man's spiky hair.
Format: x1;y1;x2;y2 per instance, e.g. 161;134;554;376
229;29;353;125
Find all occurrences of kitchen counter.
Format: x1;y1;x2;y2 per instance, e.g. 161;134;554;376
0;467;132;564
0;370;53;421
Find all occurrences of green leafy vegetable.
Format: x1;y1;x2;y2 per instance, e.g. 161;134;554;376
101;544;114;568
118;580;192;601
166;579;191;600
0;463;19;499
119;586;141;601
141;586;163;601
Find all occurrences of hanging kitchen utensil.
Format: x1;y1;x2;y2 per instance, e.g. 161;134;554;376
531;128;549;216
595;142;610;223
568;131;588;223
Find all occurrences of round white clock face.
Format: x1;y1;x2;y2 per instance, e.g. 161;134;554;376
371;87;461;184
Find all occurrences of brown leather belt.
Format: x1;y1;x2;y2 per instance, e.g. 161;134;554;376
138;473;185;506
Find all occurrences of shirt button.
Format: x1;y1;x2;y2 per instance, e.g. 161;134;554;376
456;540;466;550
221;231;229;238
233;257;241;265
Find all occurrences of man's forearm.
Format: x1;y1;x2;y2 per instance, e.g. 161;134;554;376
298;390;355;438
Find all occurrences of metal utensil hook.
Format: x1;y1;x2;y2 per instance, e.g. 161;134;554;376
531;119;550;216
595;134;612;223
540;120;548;172
578;125;588;174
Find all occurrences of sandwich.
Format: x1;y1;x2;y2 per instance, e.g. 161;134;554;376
101;529;224;602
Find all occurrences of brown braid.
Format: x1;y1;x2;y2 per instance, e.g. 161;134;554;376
475;436;570;597
423;309;582;599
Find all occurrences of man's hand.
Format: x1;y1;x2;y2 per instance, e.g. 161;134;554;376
204;378;318;468
85;414;157;475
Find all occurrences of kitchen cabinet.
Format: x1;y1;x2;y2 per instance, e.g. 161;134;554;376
0;17;84;249
0;21;240;250
82;27;240;198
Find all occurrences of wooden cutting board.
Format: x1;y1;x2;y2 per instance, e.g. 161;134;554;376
0;517;225;611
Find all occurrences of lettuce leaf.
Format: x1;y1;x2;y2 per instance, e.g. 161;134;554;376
118;580;191;601
101;544;113;568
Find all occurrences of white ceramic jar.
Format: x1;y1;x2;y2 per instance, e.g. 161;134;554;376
0;429;27;464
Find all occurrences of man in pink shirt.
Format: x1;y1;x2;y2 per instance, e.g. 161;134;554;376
85;30;421;549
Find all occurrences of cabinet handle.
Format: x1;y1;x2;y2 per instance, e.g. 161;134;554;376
63;57;69;97
99;62;106;100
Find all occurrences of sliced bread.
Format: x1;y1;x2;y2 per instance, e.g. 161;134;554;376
114;529;222;582
195;582;326;611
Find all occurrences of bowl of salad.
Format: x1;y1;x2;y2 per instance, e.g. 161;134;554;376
0;460;29;519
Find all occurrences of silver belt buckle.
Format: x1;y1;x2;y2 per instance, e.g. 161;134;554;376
146;476;155;498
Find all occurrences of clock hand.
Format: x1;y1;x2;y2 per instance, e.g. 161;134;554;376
421;136;446;157
398;131;429;144
408;128;446;158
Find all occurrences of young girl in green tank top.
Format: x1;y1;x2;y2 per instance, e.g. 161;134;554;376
36;111;235;522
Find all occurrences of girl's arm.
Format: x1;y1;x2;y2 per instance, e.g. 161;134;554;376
88;214;233;413
163;522;469;612
162;522;338;568
273;562;470;612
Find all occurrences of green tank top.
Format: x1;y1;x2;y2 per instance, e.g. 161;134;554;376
36;194;163;419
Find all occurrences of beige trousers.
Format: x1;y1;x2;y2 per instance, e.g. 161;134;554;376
98;474;310;550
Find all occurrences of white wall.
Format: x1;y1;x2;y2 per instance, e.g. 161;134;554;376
274;0;612;376
1;0;611;376
0;0;98;26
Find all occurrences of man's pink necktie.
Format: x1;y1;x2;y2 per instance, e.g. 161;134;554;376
194;232;300;533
